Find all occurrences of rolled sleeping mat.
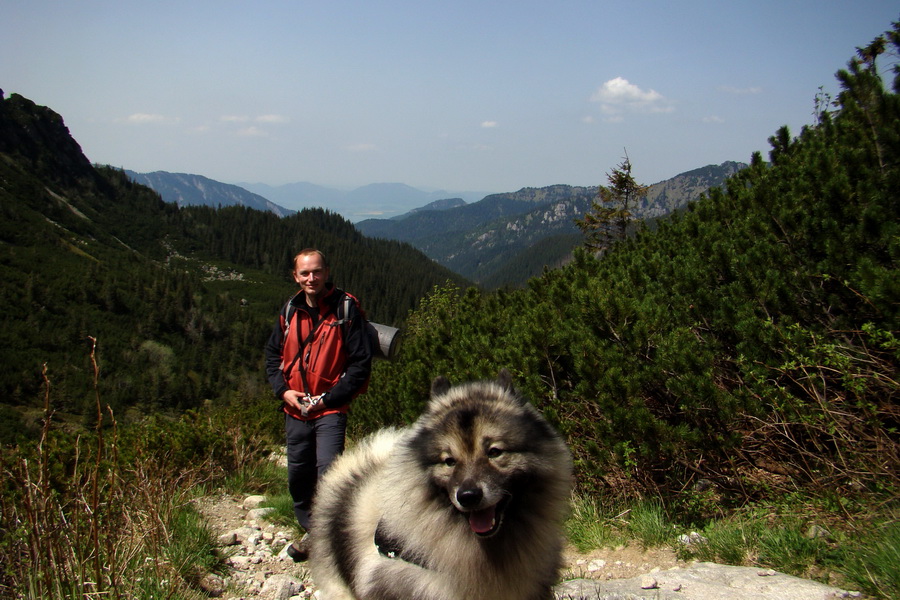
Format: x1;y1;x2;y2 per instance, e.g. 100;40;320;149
368;322;401;360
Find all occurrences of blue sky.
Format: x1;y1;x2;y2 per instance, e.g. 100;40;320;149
3;1;897;195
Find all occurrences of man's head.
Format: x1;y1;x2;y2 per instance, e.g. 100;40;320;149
293;249;330;305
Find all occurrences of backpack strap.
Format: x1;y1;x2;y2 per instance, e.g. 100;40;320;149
281;295;333;399
281;292;351;377
335;293;353;337
281;293;300;346
282;292;352;352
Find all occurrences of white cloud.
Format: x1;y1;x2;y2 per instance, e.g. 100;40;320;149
236;126;267;137
590;77;673;117
592;77;662;104
703;115;725;124
123;113;178;124
481;120;498;128
256;114;290;124
221;114;289;124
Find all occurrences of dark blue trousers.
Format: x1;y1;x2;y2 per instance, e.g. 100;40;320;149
285;411;347;531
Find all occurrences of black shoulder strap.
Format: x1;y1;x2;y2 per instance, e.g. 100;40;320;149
282;291;338;349
282;325;318;396
281;294;342;397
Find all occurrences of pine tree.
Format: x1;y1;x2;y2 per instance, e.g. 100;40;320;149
576;152;648;252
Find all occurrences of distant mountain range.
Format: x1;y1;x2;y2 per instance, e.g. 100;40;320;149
125;170;295;217
356;161;747;287
238;181;488;221
127;162;746;289
125;173;488;222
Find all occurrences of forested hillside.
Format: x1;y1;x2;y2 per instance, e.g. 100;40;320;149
357;162;745;288
0;91;467;440
357;25;899;510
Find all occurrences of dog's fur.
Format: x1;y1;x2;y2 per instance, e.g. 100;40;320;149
309;370;573;600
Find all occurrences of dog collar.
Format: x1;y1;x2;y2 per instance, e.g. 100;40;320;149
374;520;429;569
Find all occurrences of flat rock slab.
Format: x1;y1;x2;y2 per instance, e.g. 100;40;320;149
554;562;860;600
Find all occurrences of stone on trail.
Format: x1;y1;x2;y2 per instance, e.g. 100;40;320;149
552;562;859;600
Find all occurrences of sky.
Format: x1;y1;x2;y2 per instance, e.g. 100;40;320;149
3;1;897;195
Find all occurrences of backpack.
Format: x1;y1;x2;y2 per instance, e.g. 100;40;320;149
281;293;399;360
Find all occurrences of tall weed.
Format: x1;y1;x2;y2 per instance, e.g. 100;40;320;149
0;342;282;598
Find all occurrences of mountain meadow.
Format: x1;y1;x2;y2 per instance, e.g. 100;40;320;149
1;22;899;599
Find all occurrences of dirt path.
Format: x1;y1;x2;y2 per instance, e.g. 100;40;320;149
196;492;687;599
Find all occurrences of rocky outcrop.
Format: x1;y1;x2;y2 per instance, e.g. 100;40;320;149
556;563;861;600
0;92;98;187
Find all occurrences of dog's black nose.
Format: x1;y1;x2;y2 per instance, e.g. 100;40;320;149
456;487;483;508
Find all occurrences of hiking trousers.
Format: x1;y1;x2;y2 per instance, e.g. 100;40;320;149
284;411;347;531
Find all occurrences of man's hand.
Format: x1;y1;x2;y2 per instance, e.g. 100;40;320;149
283;390;328;418
301;394;327;418
282;390;306;413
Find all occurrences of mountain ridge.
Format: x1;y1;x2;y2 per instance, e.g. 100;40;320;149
357;161;746;286
126;170;294;217
239;180;488;221
126;159;745;289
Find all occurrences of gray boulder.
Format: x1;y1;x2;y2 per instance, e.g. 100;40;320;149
554;562;861;600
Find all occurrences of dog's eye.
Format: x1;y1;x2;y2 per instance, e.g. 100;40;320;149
442;456;456;467
487;447;503;459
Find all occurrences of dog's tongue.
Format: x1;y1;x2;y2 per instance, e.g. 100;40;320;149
468;505;496;534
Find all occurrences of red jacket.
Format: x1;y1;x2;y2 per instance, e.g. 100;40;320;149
264;285;372;420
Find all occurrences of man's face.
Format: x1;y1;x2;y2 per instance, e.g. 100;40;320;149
293;254;329;303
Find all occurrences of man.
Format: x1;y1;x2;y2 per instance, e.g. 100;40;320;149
264;249;373;561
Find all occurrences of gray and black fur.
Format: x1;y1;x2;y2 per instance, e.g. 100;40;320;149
309;370;573;600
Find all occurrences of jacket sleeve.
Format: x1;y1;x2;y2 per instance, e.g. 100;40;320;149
322;299;373;409
264;316;289;400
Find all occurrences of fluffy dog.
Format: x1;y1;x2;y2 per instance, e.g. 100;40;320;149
309;370;573;600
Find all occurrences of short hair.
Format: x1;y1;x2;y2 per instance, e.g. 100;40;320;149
292;248;329;271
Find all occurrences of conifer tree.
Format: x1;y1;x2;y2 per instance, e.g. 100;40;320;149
576;152;648;252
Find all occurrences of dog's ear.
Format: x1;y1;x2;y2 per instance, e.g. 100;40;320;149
497;368;513;391
497;369;528;406
430;376;451;398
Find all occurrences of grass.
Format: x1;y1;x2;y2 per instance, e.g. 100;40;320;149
565;492;900;599
675;512;850;582
7;426;898;600
566;493;627;551
2;356;896;599
0;431;228;600
218;456;286;496
0;356;282;599
261;491;304;534
566;495;676;552
838;518;900;598
213;451;304;537
625;499;675;548
163;503;225;584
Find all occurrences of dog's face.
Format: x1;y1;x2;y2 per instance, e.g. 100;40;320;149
408;373;556;538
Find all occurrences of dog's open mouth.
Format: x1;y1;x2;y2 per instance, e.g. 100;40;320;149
467;494;511;537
